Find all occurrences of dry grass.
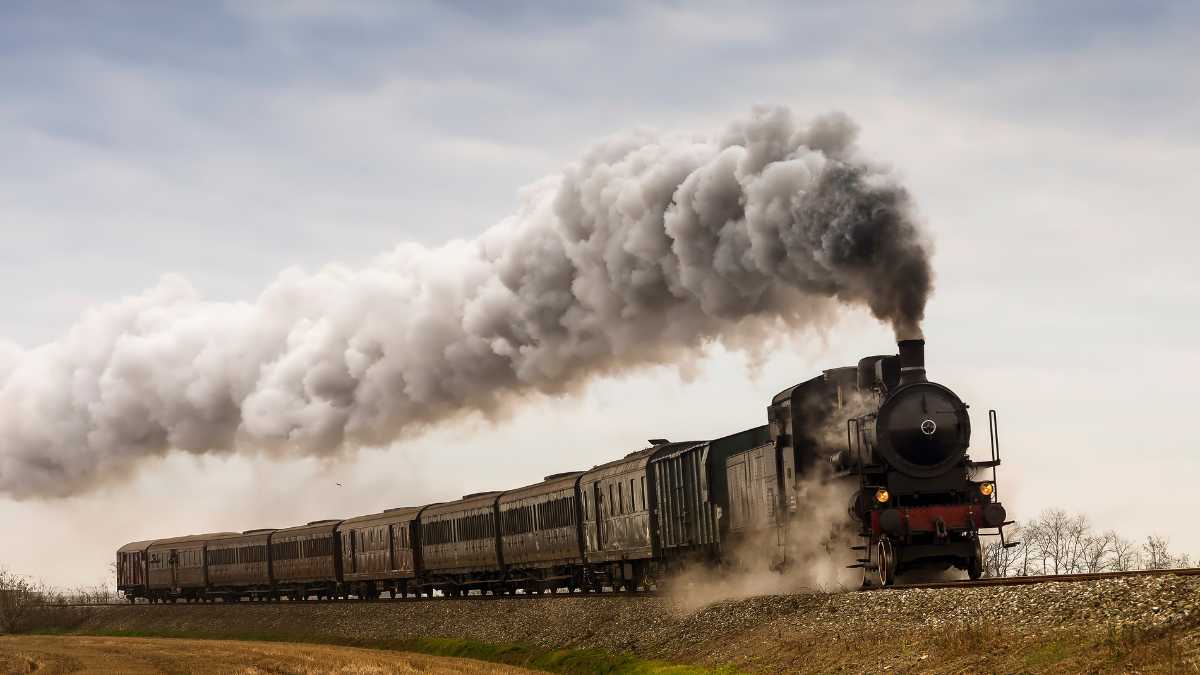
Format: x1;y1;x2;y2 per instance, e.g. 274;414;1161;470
0;634;538;674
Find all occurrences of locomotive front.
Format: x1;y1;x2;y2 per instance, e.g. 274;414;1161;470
843;339;1010;586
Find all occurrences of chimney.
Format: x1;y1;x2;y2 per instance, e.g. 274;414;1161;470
897;338;927;385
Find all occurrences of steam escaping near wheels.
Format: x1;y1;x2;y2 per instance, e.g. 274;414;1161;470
0;105;934;499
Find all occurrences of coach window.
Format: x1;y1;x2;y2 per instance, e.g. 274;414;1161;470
640;477;646;511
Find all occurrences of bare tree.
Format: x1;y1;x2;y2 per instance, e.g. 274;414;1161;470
1030;508;1083;575
0;567;47;633
1062;513;1092;574
1142;535;1175;570
1080;531;1114;573
1107;532;1138;572
1016;519;1044;576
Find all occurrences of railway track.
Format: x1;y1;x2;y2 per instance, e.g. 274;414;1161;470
45;589;660;608
47;567;1200;607
878;566;1200;591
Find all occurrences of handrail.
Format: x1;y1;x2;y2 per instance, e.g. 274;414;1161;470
988;409;1000;500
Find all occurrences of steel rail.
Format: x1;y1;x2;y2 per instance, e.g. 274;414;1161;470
874;566;1200;591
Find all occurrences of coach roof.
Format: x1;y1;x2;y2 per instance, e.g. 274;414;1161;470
117;539;158;554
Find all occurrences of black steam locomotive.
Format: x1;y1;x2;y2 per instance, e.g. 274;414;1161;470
797;338;1012;585
117;338;1009;601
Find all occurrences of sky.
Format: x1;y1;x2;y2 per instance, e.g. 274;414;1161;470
1;0;1198;587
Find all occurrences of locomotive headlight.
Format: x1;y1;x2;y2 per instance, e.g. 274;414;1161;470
978;482;995;496
874;488;890;503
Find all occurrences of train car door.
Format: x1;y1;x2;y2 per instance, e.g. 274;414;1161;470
169;549;180;590
593;483;605;550
387;524;396;572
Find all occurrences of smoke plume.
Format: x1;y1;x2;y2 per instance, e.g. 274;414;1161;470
0;105;932;498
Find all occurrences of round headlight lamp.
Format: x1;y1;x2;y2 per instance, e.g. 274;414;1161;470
978;482;995;497
874;488;890;503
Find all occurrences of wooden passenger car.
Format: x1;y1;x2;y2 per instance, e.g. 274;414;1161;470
146;533;234;602
338;507;421;598
418;492;502;595
580;444;673;590
205;529;276;599
116;539;156;602
498;472;584;592
270;519;343;598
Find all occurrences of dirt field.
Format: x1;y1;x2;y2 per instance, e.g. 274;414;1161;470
0;635;537;674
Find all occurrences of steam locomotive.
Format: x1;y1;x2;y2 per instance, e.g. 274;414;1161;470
116;338;1009;600
818;339;1011;585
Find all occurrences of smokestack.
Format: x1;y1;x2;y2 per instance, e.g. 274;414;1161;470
897;338;927;385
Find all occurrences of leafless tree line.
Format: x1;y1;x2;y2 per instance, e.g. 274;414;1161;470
984;508;1193;578
0;565;120;632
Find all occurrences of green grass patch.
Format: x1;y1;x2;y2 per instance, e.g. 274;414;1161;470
1021;637;1074;668
27;628;734;674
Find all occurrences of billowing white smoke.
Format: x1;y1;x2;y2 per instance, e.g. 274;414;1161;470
0;106;932;498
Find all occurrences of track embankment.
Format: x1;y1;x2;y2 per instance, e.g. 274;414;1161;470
26;574;1200;673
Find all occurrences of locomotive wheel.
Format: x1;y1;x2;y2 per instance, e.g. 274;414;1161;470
876;536;896;587
968;536;984;580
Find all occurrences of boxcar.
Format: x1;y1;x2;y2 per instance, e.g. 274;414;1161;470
498;472;584;593
116;539;156;602
338;507;421;598
146;533;234;602
419;492;502;595
653;426;772;559
270;519;342;599
725;439;783;536
205;529;276;600
648;440;717;557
